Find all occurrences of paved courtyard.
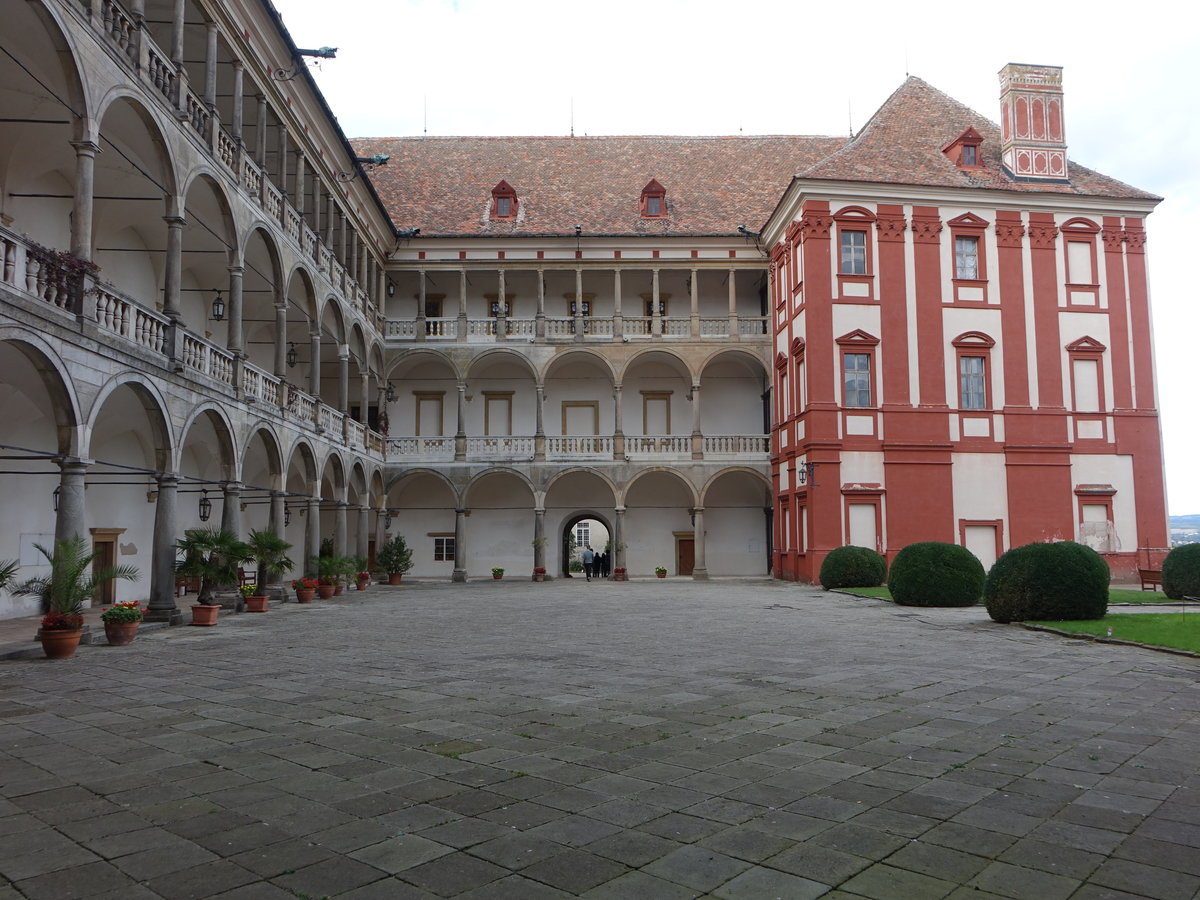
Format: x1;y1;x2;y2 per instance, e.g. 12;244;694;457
1;579;1199;899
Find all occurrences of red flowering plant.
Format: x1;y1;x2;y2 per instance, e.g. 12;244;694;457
40;610;84;631
534;567;547;575
291;577;318;590
100;601;144;624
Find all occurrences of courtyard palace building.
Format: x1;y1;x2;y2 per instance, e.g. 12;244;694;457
0;0;1168;620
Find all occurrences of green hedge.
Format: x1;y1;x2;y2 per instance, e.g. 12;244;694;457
820;545;887;589
984;541;1109;623
1161;544;1200;600
888;542;985;607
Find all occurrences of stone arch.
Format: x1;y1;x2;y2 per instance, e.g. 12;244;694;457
241;224;286;375
465;347;539;381
0;331;83;453
463;468;536;578
386;468;459;578
623;466;700;508
700;467;773;576
177;402;238;481
84;373;174;469
617;346;695;382
541;347;618;383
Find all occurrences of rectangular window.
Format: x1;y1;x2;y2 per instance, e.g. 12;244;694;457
645;196;662;217
1067;241;1093;283
959;356;986;409
961;144;978;166
840;231;866;275
433;536;455;561
955;236;980;280
1073;358;1100;412
843;353;872;407
495;196;511;218
575;522;590;547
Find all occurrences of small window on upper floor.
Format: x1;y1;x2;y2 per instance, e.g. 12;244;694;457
491;180;517;219
942;126;984;170
641;178;667;218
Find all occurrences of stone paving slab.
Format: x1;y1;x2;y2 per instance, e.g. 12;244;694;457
1;579;1199;898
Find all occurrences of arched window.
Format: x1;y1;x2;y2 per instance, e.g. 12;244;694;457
491;180;518;219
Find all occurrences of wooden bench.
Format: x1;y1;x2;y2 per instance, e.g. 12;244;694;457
1138;567;1162;591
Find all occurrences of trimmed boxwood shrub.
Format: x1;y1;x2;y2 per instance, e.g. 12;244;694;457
888;542;986;607
819;545;887;589
1161;544;1200;600
984;540;1109;623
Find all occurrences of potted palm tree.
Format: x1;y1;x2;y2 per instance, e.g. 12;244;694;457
352;556;370;590
311;554;345;599
245;529;294;610
0;558;17;592
13;536;139;658
174;528;251;625
377;535;413;585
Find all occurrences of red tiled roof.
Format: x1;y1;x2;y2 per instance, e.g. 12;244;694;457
353;135;845;237
355;77;1156;238
800;77;1158;201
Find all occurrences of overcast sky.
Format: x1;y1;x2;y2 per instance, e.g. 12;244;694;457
274;0;1199;517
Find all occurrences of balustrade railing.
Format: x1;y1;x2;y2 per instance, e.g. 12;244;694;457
145;45;175;103
704;434;769;455
98;0;137;62
423;317;456;338
93;283;168;354
346;418;366;449
700;318;728;336
546;436;613;459
623;316;651;335
625;434;692;456
386;436;455;460
216;127;237;172
739;317;769;336
662;318;690;337
183;87;210;138
466;436;536;459
181;333;234;386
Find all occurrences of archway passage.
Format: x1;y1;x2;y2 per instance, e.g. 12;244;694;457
560;512;613;579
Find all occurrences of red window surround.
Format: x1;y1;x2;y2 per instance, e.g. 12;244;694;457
833;206;876;301
1062;217;1101;306
951;331;996;412
947;213;990;302
941;126;984;169
491;180;518;219
836;329;880;410
640;178;667;218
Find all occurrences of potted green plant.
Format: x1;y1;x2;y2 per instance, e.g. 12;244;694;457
239;583;268;613
246;529;294;593
655;566;668;578
14;535;139;658
492;567;504;580
0;558;18;592
291;576;318;603
175;527;251;625
377;535;413;585
311;554;344;599
100;600;144;645
352;556;370;590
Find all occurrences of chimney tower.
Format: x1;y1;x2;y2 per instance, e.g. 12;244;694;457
998;63;1068;181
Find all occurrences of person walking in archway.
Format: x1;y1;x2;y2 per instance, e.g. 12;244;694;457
582;545;595;581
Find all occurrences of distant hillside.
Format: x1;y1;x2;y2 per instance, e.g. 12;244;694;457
1170;515;1200;530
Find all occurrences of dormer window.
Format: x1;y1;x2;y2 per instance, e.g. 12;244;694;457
491;180;517;219
942;127;984;169
640;179;667;218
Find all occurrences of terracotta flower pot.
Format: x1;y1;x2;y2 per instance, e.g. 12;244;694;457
317;584;336;599
103;621;139;646
614;569;627;582
243;595;269;613
356;577;369;591
388;573;402;586
38;628;83;659
190;604;220;626
534;573;545;582
295;588;315;604
493;573;502;580
656;572;666;578
333;584;344;596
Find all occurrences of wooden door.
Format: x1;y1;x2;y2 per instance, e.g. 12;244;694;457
676;536;694;577
91;533;118;606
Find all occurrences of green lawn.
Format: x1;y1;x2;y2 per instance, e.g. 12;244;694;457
1029;613;1200;654
841;586;1174;605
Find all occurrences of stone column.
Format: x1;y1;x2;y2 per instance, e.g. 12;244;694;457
613;507;626;571
169;0;185;65
203;22;218;107
311;178;321;241
691;380;703;460
54;457;89;545
230;60;244;141
651;268;662;337
334;501;347;556
273;303;287;377
163;215;184;320
277;125;289;198
573;268;584;340
295;152;306;215
337;345;349;413
254;94;267;167
535;267;546;339
305;495;320;575
357;506;369;560
338;209;347;267
613;383;624;460
496;269;507;341
324;194;335;247
613;268;623;339
350;231;359;285
416;269;427;341
728;267;739;339
358;371;369;423
457;267;468;340
534;383;546;461
269;490;285;537
308;330;321;398
455;382;467;461
451;508;468;582
146;473;181;623
69;140;99;261
690;267;700;337
227;264;244;355
692;507;708;580
220;482;242;539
